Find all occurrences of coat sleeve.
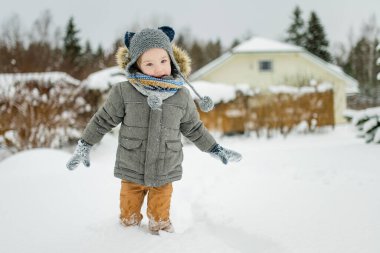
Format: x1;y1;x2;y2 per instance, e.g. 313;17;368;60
81;83;125;145
180;90;216;152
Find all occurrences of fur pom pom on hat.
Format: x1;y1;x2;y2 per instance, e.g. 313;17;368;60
116;26;214;112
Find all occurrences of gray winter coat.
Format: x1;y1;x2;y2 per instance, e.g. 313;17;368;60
81;80;216;187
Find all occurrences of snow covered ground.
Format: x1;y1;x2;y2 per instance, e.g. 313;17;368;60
0;125;379;253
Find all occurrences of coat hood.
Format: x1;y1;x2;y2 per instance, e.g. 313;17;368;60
116;40;214;112
116;44;192;78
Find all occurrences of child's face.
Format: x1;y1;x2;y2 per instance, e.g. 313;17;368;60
137;48;172;78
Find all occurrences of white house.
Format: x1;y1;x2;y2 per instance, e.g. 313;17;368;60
190;37;359;123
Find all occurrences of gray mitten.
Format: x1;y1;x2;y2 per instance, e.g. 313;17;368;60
209;144;242;165
66;139;92;170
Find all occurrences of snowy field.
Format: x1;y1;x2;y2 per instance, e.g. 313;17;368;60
0;125;379;253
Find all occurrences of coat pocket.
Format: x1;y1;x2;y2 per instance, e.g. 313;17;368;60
162;141;183;175
118;138;144;174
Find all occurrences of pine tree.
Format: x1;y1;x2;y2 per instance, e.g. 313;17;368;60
189;40;206;71
285;6;305;46
347;38;372;90
174;33;188;52
63;17;81;66
94;45;105;69
345;37;379;98
83;41;92;55
229;38;240;50
304;11;332;62
205;39;222;63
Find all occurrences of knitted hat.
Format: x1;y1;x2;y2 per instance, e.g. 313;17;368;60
123;26;214;112
124;26;182;77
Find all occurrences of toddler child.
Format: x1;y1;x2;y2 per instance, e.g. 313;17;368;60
66;26;242;235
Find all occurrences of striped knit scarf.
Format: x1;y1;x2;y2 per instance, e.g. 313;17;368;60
127;73;184;110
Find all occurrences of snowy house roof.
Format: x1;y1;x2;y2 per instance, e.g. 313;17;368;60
81;66;127;91
190;36;359;95
232;37;303;53
190;37;303;82
0;72;80;88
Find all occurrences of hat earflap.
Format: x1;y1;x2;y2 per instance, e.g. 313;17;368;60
124;32;135;48
158;26;175;42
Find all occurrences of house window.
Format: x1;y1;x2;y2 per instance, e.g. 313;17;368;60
259;60;273;72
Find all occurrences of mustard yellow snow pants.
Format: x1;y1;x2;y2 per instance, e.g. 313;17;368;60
119;180;173;229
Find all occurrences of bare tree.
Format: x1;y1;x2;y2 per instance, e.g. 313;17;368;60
1;13;23;49
28;9;53;44
361;14;380;88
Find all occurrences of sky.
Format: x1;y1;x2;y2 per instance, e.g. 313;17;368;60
1;0;379;51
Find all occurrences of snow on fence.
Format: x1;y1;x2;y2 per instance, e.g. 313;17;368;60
197;85;335;137
0;72;81;88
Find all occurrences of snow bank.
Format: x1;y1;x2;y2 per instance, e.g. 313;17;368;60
351;107;380;126
0;72;80;88
348;107;380;144
0;126;380;253
81;66;128;91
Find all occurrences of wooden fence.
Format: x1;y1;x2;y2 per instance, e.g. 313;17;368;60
198;89;335;137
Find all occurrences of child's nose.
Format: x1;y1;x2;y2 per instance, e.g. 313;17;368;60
154;67;164;76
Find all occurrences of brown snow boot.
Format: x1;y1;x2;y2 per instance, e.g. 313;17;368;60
148;219;175;235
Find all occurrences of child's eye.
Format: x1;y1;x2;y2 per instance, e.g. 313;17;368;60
161;59;167;63
146;63;153;67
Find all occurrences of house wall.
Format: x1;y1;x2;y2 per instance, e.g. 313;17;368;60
198;52;348;123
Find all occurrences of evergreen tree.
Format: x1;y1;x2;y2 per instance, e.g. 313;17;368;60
80;40;94;77
63;17;81;66
347;38;372;89
95;45;104;59
285;6;305;46
304;11;332;62
345;37;380;100
82;40;94;65
94;45;105;68
229;38;240;50
83;40;92;55
174;33;188;51
205;39;222;63
189;40;206;71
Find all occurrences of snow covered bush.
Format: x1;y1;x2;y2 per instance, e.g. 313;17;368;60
347;107;380;143
0;81;95;152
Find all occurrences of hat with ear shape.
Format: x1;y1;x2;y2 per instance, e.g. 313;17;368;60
123;26;214;112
